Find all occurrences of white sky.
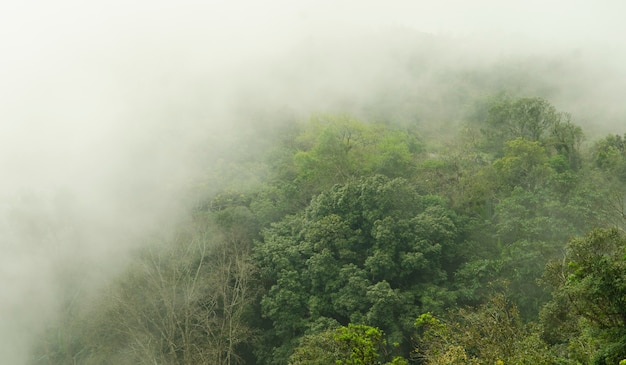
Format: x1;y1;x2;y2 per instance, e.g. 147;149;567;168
2;1;625;48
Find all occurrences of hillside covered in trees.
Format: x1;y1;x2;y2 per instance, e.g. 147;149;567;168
5;1;626;364
30;90;626;364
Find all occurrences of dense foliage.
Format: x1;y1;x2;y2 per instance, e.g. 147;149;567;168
254;175;463;363
31;94;626;364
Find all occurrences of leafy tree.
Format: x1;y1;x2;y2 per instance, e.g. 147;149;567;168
493;138;552;191
546;118;583;170
452;120;593;317
590;133;626;230
415;294;558;365
479;96;567;155
289;324;407;365
289;329;343;365
593;133;626;182
542;227;626;364
254;175;463;363
334;324;385;365
255;114;423;219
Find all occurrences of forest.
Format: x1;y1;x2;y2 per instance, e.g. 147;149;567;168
29;82;626;364
1;11;620;362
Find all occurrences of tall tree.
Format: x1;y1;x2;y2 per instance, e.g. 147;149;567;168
415;293;558;364
254;175;463;363
542;228;626;365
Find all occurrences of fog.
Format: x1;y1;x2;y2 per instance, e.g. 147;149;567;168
1;1;626;363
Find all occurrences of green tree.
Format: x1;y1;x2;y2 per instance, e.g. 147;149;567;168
590;133;626;230
415;294;558;365
254;175;463;363
593;133;626;182
493;138;552;191
289;324;407;365
542;227;626;364
547;118;583;170
334;324;385;365
479;96;567;155
256;114;423;218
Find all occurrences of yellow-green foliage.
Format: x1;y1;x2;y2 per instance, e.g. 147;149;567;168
415;294;559;365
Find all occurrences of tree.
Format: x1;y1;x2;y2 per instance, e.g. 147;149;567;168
102;218;255;365
414;294;558;365
258;114;423;217
547;117;583;170
492;138;552;191
593;133;626;182
32;211;257;365
289;329;342;365
254;175;463;363
542;227;626;364
289;324;407;365
479;96;566;155
591;133;626;230
333;324;386;365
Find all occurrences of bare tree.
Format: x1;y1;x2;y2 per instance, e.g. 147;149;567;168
85;216;256;365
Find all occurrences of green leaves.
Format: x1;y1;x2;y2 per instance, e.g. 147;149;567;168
334;324;384;365
255;175;462;362
542;228;626;364
415;294;559;365
561;228;626;327
289;324;406;365
493;138;552;190
479;96;568;155
593;133;626;180
267;115;424;213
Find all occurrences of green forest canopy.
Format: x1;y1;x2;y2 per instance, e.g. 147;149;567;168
32;96;626;364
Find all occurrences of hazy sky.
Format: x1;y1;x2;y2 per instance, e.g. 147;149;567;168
2;1;625;54
1;1;626;364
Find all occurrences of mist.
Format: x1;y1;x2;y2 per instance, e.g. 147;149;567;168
2;1;626;363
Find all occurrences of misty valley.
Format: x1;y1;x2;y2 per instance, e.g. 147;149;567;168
3;7;626;363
